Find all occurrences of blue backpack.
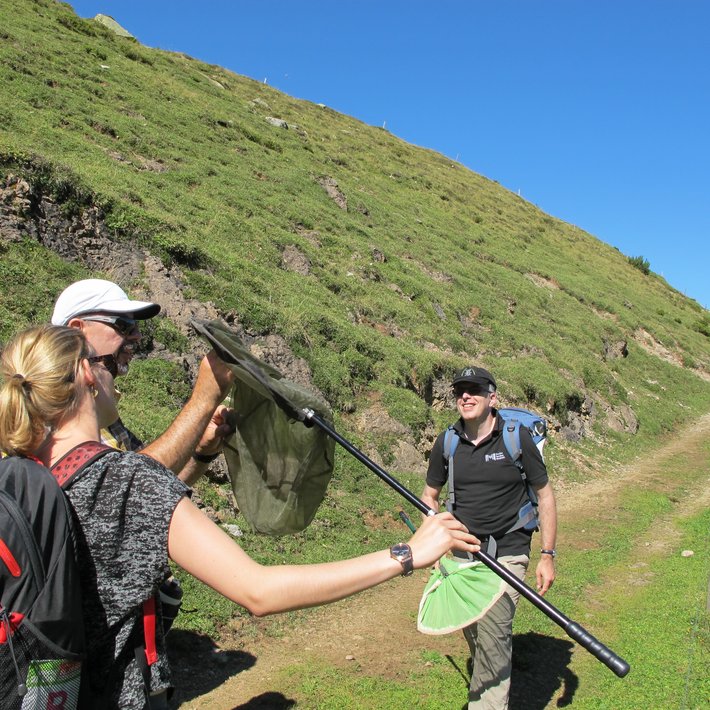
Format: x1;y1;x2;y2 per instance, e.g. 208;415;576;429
442;407;547;556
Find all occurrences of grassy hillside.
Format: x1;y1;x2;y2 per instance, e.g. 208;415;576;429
1;0;709;635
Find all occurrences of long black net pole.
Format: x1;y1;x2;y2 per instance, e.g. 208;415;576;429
303;409;630;678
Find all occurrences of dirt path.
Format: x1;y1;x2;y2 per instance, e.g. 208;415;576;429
171;414;710;709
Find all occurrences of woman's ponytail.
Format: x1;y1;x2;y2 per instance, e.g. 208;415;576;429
0;325;88;456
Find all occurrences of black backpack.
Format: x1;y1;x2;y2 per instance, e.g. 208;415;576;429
2;445;165;709
0;455;85;709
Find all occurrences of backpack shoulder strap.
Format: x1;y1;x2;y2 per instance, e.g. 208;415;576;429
49;442;161;685
501;416;539;522
502;419;523;471
441;426;475;560
51;441;114;488
442;426;460;464
442;426;460;513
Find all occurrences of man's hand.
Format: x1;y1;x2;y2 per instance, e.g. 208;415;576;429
535;555;555;595
194;350;235;404
195;405;236;458
142;352;235;477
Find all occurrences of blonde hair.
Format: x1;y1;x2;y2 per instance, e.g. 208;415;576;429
0;325;90;456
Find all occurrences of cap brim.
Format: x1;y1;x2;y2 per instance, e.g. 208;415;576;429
452;377;494;388
80;299;161;320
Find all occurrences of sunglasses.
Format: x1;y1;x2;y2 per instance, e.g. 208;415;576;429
82;315;139;338
453;385;491;398
88;353;120;379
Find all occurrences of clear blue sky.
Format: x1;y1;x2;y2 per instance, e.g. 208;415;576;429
67;1;709;309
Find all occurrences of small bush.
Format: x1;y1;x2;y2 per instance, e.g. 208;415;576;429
381;385;430;432
153;235;211;269
692;314;710;338
628;255;651;275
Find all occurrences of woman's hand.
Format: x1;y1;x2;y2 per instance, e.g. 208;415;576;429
407;512;480;569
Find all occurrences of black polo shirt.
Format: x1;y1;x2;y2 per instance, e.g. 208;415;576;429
426;411;549;556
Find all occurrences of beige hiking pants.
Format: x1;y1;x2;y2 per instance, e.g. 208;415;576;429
464;554;529;710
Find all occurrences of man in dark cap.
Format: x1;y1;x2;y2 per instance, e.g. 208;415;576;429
422;366;557;709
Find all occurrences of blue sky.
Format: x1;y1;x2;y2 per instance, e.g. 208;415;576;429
67;1;709;309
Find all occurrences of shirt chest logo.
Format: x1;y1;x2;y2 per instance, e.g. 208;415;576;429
485;452;505;463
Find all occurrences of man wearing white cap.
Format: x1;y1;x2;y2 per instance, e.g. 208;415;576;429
52;279;234;484
51;278;234;690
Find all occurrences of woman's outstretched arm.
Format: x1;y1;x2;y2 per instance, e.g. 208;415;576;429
167;498;479;617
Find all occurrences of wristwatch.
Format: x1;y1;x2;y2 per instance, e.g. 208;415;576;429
540;549;557;558
390;543;414;576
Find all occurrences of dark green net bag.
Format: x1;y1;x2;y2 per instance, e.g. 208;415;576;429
193;319;335;536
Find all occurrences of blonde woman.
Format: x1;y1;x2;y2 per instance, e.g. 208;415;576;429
0;325;480;709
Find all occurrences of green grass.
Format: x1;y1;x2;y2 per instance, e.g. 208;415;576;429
285;657;471;709
0;239;85;338
564;510;709;710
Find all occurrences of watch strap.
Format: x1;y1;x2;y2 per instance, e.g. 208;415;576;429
192;451;221;464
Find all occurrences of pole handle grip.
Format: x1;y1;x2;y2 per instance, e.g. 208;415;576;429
565;623;630;677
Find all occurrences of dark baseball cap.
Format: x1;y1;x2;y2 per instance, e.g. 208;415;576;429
452;366;497;391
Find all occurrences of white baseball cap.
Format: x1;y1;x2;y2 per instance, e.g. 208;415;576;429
51;279;160;325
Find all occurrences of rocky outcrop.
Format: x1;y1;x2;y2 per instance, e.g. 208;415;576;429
281;244;311;276
0;175;32;240
605;403;639;434
603;338;628;361
0;173;319;398
318;176;347;210
93;14;134;38
1;174;143;284
265;117;289;129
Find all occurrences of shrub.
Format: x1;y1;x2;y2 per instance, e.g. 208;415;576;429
692;314;710;338
381;385;430;432
628;255;651;275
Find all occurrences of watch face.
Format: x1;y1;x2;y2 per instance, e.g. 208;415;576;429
390;543;414;576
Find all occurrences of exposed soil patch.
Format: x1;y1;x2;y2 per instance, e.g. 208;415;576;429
633;327;684;367
169;574;469;709
525;273;559;290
